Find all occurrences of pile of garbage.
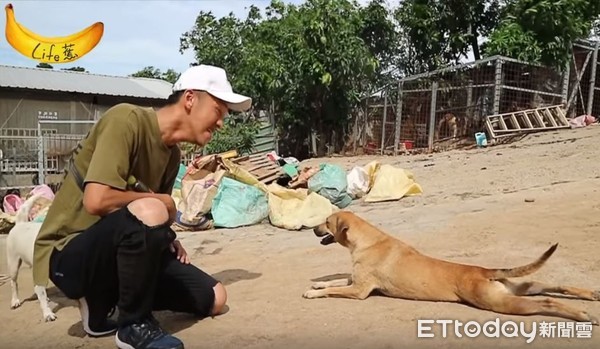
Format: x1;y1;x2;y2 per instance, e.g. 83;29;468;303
171;151;423;232
0;152;424;234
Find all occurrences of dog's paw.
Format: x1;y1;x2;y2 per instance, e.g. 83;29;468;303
303;289;324;299
43;312;57;322
592;290;600;301
10;299;21;309
311;282;329;290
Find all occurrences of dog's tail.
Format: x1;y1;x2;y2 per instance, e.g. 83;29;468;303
14;193;45;223
486;243;558;279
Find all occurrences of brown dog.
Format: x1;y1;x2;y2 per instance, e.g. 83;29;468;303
435;112;458;140
303;211;599;325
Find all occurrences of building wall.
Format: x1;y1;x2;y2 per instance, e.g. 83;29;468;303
0;87;169;189
0;87;167;135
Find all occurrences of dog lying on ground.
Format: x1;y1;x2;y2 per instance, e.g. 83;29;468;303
303;211;599;325
6;193;56;322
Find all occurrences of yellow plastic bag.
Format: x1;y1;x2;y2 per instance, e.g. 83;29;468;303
267;183;338;230
362;160;381;192
364;164;423;203
220;158;269;193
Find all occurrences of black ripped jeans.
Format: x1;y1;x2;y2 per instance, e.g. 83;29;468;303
49;206;219;327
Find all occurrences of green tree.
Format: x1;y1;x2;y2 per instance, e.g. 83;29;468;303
130;66;180;84
61;66;87;72
180;0;396;157
36;62;53;69
484;0;600;69
204;115;262;155
394;0;502;73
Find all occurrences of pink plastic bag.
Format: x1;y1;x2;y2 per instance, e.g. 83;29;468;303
3;194;24;214
29;184;55;201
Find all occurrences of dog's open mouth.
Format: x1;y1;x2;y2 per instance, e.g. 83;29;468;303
320;234;335;245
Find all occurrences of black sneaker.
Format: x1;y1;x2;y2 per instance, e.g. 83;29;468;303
115;317;184;349
78;297;118;337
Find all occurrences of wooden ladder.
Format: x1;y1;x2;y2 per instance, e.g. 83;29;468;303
485;105;570;139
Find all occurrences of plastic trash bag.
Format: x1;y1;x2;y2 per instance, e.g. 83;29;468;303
267;183;338;230
364;164;423;203
308;163;353;208
211;177;269;228
346;166;370;199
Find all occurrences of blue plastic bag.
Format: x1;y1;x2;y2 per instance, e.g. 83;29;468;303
173;163;188;190
211;177;269;228
308;163;353;208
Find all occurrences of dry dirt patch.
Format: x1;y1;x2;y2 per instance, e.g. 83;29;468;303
1;125;599;348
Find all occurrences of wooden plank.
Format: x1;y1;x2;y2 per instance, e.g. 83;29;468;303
498;115;509;130
509;113;521;130
492;125;569;133
258;172;283;183
228;152;284;184
485;118;497;138
543;108;558;127
552;106;570;126
521;112;534;129
533;110;546;127
247;163;279;172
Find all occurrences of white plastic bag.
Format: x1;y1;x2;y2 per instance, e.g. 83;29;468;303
346;166;370;199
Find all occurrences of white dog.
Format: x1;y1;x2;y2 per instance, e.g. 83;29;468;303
6;193;56;322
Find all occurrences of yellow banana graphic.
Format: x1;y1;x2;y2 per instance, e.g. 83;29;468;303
4;3;104;64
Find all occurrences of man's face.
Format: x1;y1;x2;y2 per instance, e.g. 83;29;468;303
183;90;229;146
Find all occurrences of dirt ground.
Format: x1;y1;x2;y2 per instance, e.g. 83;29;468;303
2;125;600;349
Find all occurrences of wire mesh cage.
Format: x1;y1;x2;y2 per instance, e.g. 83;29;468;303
354;48;599;156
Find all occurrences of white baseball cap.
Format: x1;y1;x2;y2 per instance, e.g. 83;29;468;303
172;64;252;112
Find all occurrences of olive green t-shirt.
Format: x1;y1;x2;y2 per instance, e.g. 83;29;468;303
33;103;181;287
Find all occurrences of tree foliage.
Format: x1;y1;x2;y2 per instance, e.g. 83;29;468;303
484;0;600;69
61;66;87;72
204;115;262;155
36;62;53;69
130;66;180;84
180;0;397;158
394;0;502;73
174;0;599;158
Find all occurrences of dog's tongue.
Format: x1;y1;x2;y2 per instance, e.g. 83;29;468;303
320;234;335;245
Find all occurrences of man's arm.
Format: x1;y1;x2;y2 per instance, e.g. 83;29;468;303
83;182;158;216
80;108;167;217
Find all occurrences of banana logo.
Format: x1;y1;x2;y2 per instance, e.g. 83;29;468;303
4;3;104;63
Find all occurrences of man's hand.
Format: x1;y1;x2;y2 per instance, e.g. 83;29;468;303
169;240;190;264
156;193;177;224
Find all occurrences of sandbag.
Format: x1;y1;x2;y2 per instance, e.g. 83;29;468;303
308;164;352;208
173;163;188;190
177;155;226;229
211;177;269;228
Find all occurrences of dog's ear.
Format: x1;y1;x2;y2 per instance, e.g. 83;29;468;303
336;215;349;239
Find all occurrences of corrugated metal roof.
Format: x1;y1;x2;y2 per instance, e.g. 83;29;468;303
0;64;173;99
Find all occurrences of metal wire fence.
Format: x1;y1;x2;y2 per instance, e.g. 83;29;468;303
353;45;599;156
0;120;95;191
